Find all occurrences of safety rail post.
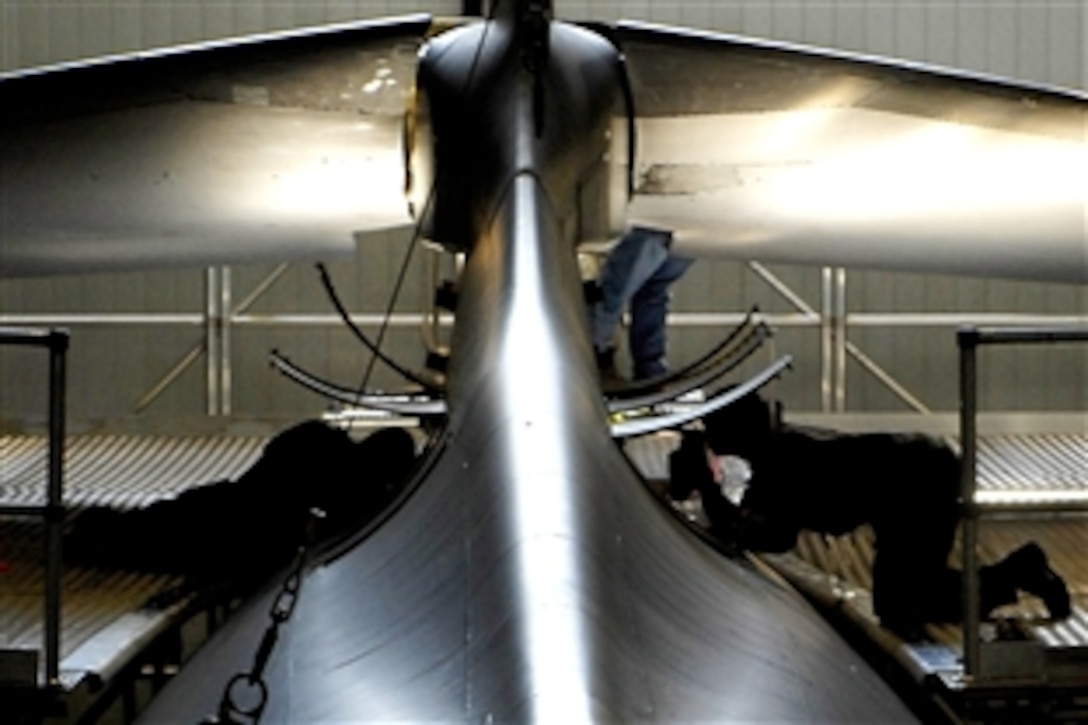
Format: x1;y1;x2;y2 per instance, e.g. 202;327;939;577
957;327;981;678
0;326;68;686
957;324;1088;681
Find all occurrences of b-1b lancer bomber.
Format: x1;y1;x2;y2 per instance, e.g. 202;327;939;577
1;0;1084;721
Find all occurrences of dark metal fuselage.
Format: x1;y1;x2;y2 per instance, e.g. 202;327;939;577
139;7;915;722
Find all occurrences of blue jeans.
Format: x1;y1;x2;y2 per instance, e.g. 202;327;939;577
592;227;693;379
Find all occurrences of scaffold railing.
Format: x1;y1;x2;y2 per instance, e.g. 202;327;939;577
0;326;68;686
957;324;1088;680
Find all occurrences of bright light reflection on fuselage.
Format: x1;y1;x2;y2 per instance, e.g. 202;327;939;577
498;175;593;723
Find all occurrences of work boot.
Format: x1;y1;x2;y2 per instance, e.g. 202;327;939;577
987;541;1071;620
596;346;625;386
633;358;667;382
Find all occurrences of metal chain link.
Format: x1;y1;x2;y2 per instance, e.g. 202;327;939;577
200;508;326;725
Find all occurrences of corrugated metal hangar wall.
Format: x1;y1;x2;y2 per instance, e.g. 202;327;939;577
1;1;1085;431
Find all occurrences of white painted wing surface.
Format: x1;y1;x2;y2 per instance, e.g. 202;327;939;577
0;16;432;277
613;21;1088;283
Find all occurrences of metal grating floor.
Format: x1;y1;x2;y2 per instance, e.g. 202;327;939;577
974;434;1088;508
787;518;1088;649
0;433;269;679
0;430;1084;691
0;433;266;510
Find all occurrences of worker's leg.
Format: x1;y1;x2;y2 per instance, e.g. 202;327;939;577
628;253;693;379
871;487;960;637
591;228;670;357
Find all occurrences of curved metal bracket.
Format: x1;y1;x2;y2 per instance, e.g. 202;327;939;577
609;354;792;439
270;350;447;416
603;306;761;400
607;321;771;414
316;264;442;394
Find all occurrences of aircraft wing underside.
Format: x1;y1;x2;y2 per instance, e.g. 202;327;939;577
609;21;1088;283
2;14;1085;283
0;15;432;277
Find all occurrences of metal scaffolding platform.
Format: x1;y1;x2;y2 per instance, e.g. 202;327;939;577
0;433;266;718
0;424;1084;721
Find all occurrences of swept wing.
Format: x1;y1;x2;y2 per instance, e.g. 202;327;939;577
0;16;432;276
611;21;1087;283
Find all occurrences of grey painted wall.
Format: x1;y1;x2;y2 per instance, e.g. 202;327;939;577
4;1;1083;89
1;1;1085;430
1;1;462;71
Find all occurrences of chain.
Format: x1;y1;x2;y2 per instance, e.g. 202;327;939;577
200;508;326;725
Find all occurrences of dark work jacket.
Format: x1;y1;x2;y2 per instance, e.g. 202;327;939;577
699;424;960;553
66;422;417;590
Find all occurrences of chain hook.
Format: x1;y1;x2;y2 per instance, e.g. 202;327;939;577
199;508;325;724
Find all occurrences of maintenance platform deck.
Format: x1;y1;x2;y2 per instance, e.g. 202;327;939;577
1;423;1085;722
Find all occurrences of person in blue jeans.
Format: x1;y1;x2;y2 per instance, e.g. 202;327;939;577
591;226;693;380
